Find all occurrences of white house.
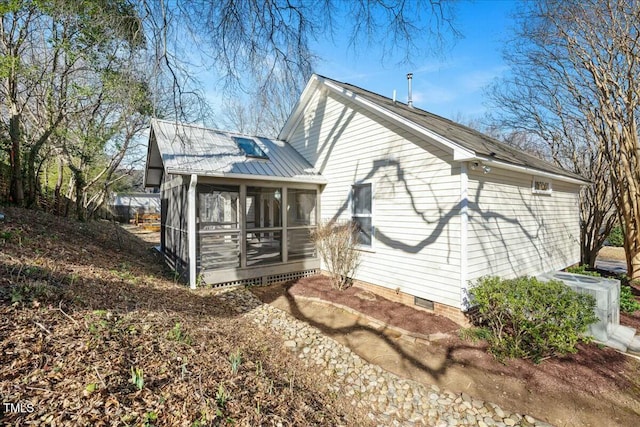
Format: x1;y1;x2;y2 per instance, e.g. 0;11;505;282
145;74;588;323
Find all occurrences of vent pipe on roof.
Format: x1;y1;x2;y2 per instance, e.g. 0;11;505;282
393;89;397;103
407;73;414;108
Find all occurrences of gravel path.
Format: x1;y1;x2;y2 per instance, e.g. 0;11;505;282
216;287;554;427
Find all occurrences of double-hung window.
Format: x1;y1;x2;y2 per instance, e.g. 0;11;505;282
352;183;373;248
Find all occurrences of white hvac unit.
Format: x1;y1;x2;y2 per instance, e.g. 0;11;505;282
538;272;621;342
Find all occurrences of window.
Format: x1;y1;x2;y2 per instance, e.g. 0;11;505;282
233;136;268;158
532;177;552;195
352;183;373;247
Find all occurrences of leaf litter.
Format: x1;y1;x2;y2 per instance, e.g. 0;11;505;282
0;207;369;426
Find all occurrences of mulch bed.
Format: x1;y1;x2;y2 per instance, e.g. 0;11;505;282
275;275;461;336
252;274;640;427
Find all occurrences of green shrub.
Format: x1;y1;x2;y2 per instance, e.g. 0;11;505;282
620;285;640;314
565;265;601;277
608;225;624;247
469;276;598;362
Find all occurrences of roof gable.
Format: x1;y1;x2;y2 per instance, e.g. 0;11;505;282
280;74;588;185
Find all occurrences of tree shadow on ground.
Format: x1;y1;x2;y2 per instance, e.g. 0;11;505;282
250;278;640;427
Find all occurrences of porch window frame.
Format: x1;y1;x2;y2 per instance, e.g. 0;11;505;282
286;188;318;261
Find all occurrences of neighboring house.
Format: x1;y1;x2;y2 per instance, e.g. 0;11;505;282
111;192;160;223
144;74;589;323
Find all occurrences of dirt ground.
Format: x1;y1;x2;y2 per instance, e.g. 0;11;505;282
252;277;640;427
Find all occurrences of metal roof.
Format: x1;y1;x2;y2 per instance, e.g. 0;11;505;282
145;119;325;186
281;74;589;184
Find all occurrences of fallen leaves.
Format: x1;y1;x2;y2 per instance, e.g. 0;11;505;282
0;207;366;426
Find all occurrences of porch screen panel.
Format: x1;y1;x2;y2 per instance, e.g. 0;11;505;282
246;187;282;266
287;189;317;260
164;181;189;272
197;185;240;270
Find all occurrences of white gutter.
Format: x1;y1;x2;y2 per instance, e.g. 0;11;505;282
187;174;198;290
476;157;590;186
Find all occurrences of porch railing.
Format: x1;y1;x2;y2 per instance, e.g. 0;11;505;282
197;229;241;270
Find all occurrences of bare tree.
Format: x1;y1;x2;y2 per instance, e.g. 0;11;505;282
485;0;629;269
142;0;461;131
0;0;147;209
217;71;307;137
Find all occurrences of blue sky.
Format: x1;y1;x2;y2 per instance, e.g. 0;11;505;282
311;0;517;121
201;1;518;126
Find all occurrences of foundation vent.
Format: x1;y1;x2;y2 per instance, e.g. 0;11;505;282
414;296;434;310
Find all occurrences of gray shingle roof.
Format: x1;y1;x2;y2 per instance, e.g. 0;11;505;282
146;119;325;185
318;75;588;183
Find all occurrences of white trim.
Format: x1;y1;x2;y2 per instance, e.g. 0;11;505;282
239;184;247;268
351;181;375;251
165;168;327;184
188;174;198;290
476;157;588;186
282;185;288;263
278;74;321;140
460;163;469;310
160;175;184;191
319;77;476;161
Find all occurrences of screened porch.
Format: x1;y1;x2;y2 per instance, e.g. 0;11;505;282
195;180;321;286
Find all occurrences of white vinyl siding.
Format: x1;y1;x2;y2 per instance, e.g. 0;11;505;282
288;90;463;308
467;167;580;281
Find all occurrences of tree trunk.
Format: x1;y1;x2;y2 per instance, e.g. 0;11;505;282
8;110;24;206
54;158;64;215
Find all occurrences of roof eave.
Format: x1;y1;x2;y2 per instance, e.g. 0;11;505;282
279;74;322;141
475;156;591;185
165;168;327;185
144;124;163;187
317;77;477;161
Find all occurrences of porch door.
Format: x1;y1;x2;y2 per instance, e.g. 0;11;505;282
246;187;282;266
197;185;240;270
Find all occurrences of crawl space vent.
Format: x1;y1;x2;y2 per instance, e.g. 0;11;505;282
414;296;434;310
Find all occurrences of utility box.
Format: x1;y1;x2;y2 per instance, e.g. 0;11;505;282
537;272;620;342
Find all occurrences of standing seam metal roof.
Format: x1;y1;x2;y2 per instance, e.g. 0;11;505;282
149;119;325;183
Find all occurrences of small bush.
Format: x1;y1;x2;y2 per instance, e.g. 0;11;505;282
311;221;361;290
608;225;624;247
469;276;598;362
620;285;640;314
566;265;600;277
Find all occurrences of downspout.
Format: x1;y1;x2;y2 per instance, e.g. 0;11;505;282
188;174;198;290
460;162;469;310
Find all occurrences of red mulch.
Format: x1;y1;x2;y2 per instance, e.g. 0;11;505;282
271;275;460;336
252;275;640;427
